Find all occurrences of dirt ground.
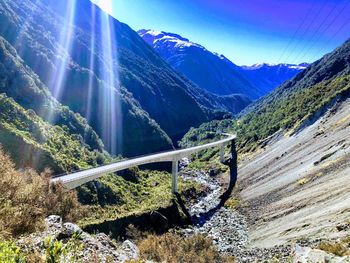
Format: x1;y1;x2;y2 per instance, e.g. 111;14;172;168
237;97;350;248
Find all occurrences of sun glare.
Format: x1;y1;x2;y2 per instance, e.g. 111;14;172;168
97;0;113;14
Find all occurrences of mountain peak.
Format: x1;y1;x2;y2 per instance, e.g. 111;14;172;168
242;62;309;70
138;29;204;50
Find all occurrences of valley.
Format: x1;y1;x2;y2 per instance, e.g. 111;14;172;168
0;0;349;262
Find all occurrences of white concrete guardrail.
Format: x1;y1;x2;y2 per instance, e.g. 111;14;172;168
51;134;236;193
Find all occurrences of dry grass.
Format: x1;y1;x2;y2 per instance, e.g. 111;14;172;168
318;236;350;256
0;146;84;238
137;232;235;263
224;197;240;210
297;178;309;186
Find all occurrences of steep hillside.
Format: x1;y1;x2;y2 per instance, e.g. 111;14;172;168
0;0;248;154
179;37;350;252
181;39;350;154
0;93;108;173
242;39;350;116
238;94;350;247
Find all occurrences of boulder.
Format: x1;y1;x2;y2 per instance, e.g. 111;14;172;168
292;244;350;263
57;222;83;240
45;215;62;227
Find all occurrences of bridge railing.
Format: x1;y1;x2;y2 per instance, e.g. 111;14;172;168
51;134;236;193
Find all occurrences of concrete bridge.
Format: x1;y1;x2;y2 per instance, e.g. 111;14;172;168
51;134;236;193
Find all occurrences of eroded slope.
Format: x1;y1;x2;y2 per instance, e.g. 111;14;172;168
238;96;350;247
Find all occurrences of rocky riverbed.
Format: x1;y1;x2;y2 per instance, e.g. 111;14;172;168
180;169;249;256
178;163;350;262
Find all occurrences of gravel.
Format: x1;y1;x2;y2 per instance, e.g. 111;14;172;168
180;168;297;262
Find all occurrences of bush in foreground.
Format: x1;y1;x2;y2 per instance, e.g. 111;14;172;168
137;232;235;263
0;146;83;239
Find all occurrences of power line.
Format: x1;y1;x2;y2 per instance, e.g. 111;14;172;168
276;1;316;63
282;0;329;63
292;1;350;63
309;14;350;62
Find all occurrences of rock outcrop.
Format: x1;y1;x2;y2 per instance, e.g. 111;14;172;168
17;215;140;262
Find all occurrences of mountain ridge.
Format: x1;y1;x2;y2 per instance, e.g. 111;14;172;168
139;29;308;99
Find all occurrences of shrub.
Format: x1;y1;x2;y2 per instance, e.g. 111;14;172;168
318;236;350;256
138;233;235;263
297;178;309;186
0;146;83;238
0;241;25;263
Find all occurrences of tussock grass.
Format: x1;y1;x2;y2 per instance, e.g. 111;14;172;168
0;146;83;239
137;232;235;263
318;236;350;256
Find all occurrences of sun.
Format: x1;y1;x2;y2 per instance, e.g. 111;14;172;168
97;0;113;14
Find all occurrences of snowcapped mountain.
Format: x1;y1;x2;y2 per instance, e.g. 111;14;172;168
138;29;263;100
239;63;309;94
139;29;309;99
242;63;308;70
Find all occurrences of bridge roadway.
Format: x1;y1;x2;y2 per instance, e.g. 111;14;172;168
51;134;236;193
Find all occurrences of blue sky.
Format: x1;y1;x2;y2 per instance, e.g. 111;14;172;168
92;0;350;65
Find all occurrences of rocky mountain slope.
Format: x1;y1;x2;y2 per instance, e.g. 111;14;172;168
139;29;307;99
238;93;350;247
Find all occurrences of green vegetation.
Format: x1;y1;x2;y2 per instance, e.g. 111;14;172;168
136;233;235;263
181;75;350;156
296;178;309;186
78;168;200;226
318;236;350;256
0;36;104;153
43;235;84;263
0;94;109;173
224;197;240;210
0;241;25;263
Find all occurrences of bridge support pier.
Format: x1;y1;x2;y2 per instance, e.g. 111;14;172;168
220;145;225;163
172;158;178;194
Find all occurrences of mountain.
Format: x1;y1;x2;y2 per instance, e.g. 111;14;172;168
138;29;307;100
0;0;252;160
180;38;350;249
239;63;309;94
181;38;350;152
138;29;262;99
0;35;111;173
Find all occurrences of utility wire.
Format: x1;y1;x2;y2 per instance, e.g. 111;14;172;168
292;1;350;63
309;14;350;62
276;1;316;63
282;0;329;63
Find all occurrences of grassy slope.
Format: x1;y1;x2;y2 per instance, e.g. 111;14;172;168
78;169;200;226
181;75;350;155
0;94;108;172
181;38;350;154
0;93;198;227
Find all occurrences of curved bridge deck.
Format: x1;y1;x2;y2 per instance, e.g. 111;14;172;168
51;134;236;192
